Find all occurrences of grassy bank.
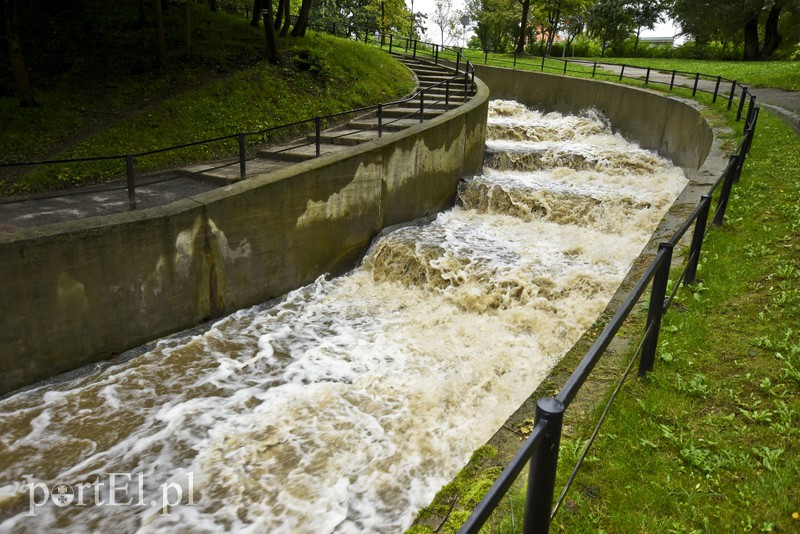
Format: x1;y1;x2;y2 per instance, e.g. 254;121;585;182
407;60;799;532
0;5;414;193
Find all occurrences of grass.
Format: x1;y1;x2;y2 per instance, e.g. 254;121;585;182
0;4;414;193
406;55;800;533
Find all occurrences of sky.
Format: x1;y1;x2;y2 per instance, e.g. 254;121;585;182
409;0;682;46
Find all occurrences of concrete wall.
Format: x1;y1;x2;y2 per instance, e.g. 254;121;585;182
0;78;490;395
474;65;714;173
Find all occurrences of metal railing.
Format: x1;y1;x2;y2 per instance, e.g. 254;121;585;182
458;87;760;534
1;26;475;211
465;51;755;122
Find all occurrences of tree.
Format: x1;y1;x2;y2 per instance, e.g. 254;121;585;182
586;0;632;56
291;0;313;36
466;0;519;53
3;0;35;107
515;0;532;54
628;0;666;52
263;0;280;61
431;0;455;46
671;0;800;60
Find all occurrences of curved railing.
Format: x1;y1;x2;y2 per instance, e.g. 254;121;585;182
0;26;476;210
462;51;755;122
458;95;760;533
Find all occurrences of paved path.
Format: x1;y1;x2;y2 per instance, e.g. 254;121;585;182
595;63;800;135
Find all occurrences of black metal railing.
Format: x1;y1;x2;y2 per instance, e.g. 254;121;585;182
465;51;755;122
458;91;760;534
1;25;476;211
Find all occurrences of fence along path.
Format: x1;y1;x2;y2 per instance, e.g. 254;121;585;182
0;48;474;230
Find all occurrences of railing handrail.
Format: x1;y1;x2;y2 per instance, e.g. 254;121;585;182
464;49;752;120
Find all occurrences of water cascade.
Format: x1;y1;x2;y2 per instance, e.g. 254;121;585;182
0;100;687;532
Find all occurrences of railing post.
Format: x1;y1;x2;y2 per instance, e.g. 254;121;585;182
377;104;383;137
125;154;136;210
435;44;439;64
523;397;565;534
484;50;488;64
727;81;737;110
541;55;545;71
419;90;424;123
562;60;567;74
742;107;759;160
456;53;461;73
684;195;712;286
238;133;246;181
592;61;597;78
736;86;747;121
645;67;650;85
712;76;721;103
713;155;738;226
619;64;625;81
445;79;450;111
413;39;417;59
315;116;321;157
639;243;674;377
670;70;676;90
692;73;700;96
389;33;393;53
463;70;468;102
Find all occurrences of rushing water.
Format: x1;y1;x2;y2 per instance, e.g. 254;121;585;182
0;101;687;533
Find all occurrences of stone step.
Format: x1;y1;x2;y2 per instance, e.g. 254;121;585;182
257;142;346;162
348;118;423;132
305;128;381;146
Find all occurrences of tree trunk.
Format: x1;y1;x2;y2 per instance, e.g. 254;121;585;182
545;8;560;57
291;0;312;37
515;0;531;54
209;0;218;13
634;27;641;52
3;0;35;107
280;0;291;37
250;0;262;28
155;0;167;66
184;0;192;58
743;14;760;60
275;0;284;29
760;4;783;59
263;3;279;62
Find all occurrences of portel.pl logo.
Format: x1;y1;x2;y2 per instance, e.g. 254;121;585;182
24;472;195;517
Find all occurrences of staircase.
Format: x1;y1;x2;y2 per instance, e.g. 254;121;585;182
180;54;474;183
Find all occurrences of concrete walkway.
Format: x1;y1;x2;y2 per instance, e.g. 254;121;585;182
0;54;468;232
